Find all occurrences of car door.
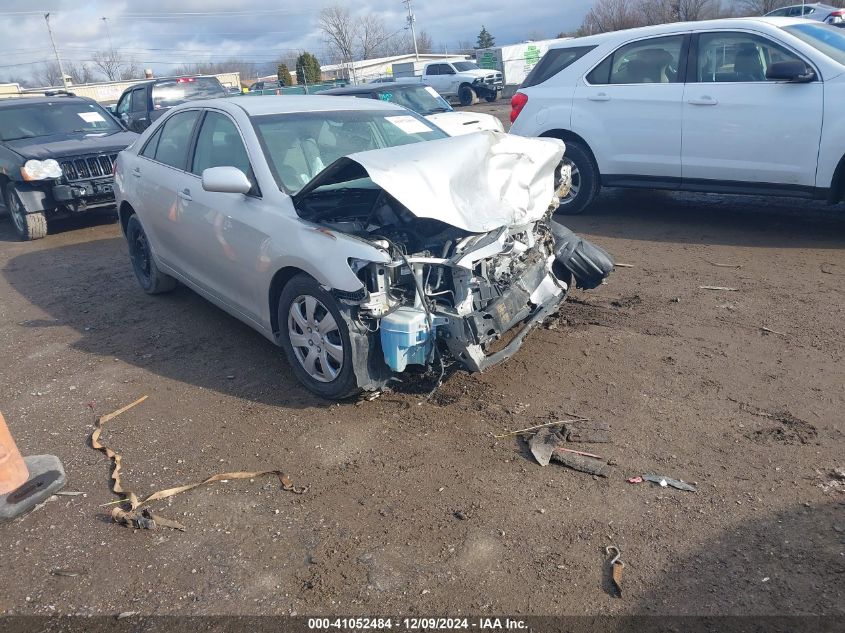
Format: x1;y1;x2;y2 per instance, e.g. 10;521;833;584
127;87;150;132
181;110;268;320
133;109;201;278
572;34;688;180
115;91;131;127
682;30;823;189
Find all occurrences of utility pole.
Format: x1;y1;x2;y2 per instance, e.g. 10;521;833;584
44;13;69;88
402;0;419;61
101;17;114;56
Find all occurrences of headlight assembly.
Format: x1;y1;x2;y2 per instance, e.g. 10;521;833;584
21;159;63;181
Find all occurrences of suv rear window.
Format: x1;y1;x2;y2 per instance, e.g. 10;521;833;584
151;77;226;110
521;46;596;88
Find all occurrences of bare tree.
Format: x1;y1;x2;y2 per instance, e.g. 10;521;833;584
416;30;434;54
359;14;396;59
736;0;790;13
91;50;139;82
319;5;359;68
677;0;713;20
582;0;645;34
34;60;97;87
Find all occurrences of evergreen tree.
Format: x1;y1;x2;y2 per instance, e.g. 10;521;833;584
277;63;293;86
476;25;495;49
296;52;322;85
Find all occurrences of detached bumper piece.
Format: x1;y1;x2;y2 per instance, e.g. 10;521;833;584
550;220;614;290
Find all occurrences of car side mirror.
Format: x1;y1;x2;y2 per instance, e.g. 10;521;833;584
766;60;815;83
446;68;456;75
201;166;252;194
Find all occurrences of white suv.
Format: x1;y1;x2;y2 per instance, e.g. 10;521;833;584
509;17;845;213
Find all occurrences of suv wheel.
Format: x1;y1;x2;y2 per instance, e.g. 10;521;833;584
4;184;47;241
555;141;599;215
278;274;361;400
484;91;499;103
458;85;477;107
125;214;176;294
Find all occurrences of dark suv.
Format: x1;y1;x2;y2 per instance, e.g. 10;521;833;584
115;76;227;132
0;93;138;240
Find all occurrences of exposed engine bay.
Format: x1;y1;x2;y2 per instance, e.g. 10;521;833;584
293;140;614;387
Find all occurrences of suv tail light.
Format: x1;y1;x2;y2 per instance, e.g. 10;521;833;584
510;92;528;123
829;9;844;22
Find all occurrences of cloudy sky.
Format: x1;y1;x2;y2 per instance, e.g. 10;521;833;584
0;0;592;83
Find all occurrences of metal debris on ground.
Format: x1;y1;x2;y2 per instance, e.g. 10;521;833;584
526;426;610;477
643;474;696;492
614;263;634;268
761;326;786;336
705;260;742;269
91;396;306;531
699;285;739;291
605;546;624;596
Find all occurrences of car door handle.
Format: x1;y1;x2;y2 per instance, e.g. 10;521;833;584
178;188;192;201
587;93;610;102
688;96;718;105
131;167;141;178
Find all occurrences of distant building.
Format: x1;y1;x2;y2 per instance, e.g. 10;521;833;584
321;53;470;84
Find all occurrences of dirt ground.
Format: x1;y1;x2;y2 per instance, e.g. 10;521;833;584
1;105;843;618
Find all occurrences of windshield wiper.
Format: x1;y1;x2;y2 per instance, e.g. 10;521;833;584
428;107;450;113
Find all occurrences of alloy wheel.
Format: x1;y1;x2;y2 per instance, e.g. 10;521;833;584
287;295;344;383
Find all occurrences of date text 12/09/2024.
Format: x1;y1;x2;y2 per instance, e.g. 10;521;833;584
307;618;529;630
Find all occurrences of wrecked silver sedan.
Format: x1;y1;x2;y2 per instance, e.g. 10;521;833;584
114;96;612;399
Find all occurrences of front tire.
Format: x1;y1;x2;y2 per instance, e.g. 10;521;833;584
554;141;599;215
278;274;361;400
458;85;477;107
5;184;47;241
125;214;176;294
484;91;499;103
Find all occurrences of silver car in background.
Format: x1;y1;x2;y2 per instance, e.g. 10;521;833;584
114;96;613;399
765;3;845;25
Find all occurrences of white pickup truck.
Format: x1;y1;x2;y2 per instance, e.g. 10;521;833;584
392;60;504;106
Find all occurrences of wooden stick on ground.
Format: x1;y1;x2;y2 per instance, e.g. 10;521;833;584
494;417;588;439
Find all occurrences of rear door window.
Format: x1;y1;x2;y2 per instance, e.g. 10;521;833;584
152;77;226;110
130;88;146;113
521;46;596;88
587;35;685;84
153;110;200;169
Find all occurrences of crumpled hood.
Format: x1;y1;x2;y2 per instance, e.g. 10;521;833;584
297;131;564;233
4;131;138;160
425;111;503;135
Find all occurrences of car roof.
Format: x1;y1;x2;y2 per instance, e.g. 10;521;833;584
0;95;93;108
215;94;407;116
548;16;811;48
321;84;421;95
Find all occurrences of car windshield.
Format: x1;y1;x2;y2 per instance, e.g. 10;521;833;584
453;62;480;72
0;100;121;141
151;77;226;109
374;86;452;115
251;109;448;193
783;22;845;65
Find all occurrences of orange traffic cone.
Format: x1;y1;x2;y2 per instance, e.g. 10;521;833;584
0;411;66;522
0;412;29;494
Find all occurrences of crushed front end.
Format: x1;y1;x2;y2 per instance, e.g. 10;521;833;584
293;131;614;388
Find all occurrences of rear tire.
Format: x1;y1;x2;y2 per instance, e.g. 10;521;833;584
125;214;176;294
555;141;599;215
458;85;476;107
5;184;47;241
278;274;361;400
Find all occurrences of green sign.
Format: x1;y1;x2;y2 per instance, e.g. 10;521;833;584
479;51;497;69
524;45;540;71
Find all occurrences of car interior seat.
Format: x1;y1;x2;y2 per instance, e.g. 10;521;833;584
734;46;765;81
